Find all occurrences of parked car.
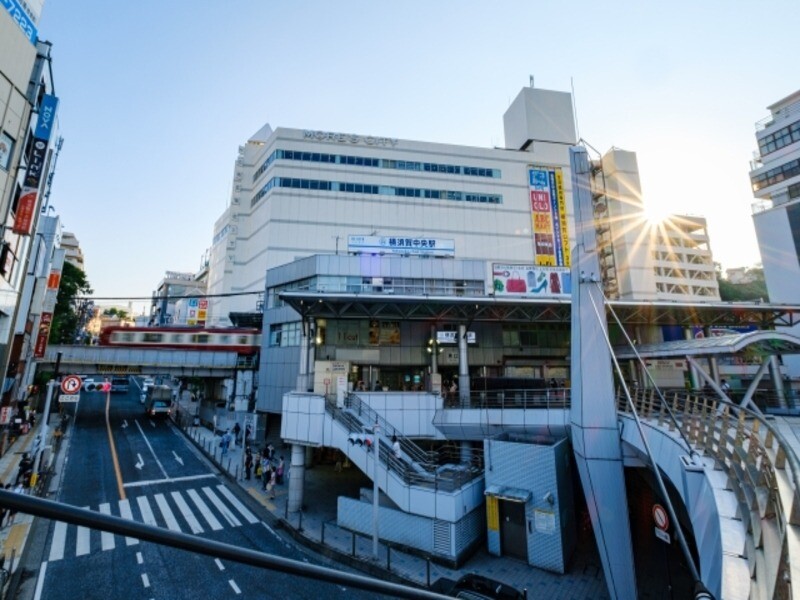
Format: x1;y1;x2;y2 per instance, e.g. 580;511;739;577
433;574;526;600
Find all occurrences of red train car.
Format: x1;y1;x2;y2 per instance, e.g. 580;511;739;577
98;326;261;354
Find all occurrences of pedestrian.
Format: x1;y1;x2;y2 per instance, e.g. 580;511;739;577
220;430;230;456
261;456;272;491
233;422;241;446
266;443;275;461
276;456;285;485
244;448;253;480
266;467;277;499
15;453;32;486
244;423;251;443
392;435;401;459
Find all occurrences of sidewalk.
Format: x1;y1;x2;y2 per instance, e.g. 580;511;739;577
0;414;51;574
177;413;609;599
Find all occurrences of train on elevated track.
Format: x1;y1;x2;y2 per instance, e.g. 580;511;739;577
98;326;261;354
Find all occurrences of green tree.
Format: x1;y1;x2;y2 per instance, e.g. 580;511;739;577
50;262;93;344
103;307;129;320
717;267;769;302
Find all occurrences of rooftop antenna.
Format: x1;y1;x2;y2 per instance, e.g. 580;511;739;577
529;75;534;88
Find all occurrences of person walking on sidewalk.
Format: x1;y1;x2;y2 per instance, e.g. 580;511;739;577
233;422;241;446
244;447;253;480
266;466;277;499
276;456;285;485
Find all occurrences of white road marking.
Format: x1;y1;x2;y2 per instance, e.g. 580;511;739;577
215;558;225;570
216;485;259;524
154;493;180;532
202;487;241;527
122;420;128;428
49;521;67;561
171;491;204;534
260;521;283;543
33;561;47;600
123;473;216;489
98;503;115;550
150;420;156;427
136;552;143;564
136;496;158;527
76;524;90;556
229;579;241;594
134;419;168;477
118;499;139;545
172;451;184;466
142;573;150;588
135;453;144;470
187;488;222;531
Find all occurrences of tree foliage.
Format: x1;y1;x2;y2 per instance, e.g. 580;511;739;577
50;262;93;344
103;307;129;320
717;267;769;302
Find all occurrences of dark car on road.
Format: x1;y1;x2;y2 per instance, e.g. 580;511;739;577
432;574;526;600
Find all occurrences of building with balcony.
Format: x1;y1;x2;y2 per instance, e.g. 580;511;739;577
750;89;800;376
60;231;84;270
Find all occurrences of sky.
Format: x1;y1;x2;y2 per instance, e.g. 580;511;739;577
35;0;799;314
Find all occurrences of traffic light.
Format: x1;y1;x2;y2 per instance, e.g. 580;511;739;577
83;380;111;392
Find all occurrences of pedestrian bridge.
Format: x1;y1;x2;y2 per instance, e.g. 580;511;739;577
39;345;254;377
282;388;800;600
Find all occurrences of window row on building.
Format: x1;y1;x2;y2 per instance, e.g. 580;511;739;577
251;177;503;208
751;156;800;192
252;148;502;183
758;119;800;157
267;276;486;310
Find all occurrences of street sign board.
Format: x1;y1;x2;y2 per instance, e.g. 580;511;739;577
654;527;671;544
653;504;669;531
59;394;80;403
61;375;82;394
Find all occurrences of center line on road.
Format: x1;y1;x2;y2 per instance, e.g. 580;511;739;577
142;573;150;588
136;552;143;564
215;558;225;571
228;579;241;594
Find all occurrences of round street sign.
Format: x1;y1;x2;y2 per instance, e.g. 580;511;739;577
61;375;82;395
653;504;670;531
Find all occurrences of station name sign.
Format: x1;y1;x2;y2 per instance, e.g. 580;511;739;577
304;130;398;147
348;235;455;258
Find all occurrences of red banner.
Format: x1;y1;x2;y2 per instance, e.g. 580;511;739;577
12;187;37;234
33;312;52;359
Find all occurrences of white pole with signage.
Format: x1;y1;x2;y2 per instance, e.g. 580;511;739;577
38;379;56;470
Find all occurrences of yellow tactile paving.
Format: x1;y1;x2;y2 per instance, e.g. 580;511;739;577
2;523;29;559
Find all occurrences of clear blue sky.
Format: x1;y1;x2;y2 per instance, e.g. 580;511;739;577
37;0;798;311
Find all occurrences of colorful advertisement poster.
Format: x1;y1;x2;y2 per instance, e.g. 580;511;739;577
529;167;570;267
491;264;571;298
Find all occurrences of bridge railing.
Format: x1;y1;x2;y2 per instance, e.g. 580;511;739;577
619;388;800;600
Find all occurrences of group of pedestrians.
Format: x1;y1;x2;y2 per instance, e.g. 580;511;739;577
243;444;285;499
218;421;252;456
0;453;35;528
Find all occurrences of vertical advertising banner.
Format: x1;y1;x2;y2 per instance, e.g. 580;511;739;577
13;95;59;235
33;313;52;359
529;167;570;267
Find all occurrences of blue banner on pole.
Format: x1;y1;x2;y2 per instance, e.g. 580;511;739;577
34;95;59;142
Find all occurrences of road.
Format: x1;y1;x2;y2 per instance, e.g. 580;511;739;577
24;386;393;599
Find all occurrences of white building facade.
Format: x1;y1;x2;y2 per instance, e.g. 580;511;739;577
750;89;800;376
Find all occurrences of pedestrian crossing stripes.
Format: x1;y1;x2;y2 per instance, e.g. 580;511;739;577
48;485;260;562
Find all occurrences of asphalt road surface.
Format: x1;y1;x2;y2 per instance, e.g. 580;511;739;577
21;387;397;599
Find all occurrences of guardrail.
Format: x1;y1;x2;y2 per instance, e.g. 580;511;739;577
619;388;800;600
326;394;483;492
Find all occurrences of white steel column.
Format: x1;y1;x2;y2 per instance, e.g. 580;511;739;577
769;355;787;408
287;443;306;513
569;147;637;599
458;324;470;406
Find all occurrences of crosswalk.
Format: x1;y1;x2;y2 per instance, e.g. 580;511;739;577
48;484;260;562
